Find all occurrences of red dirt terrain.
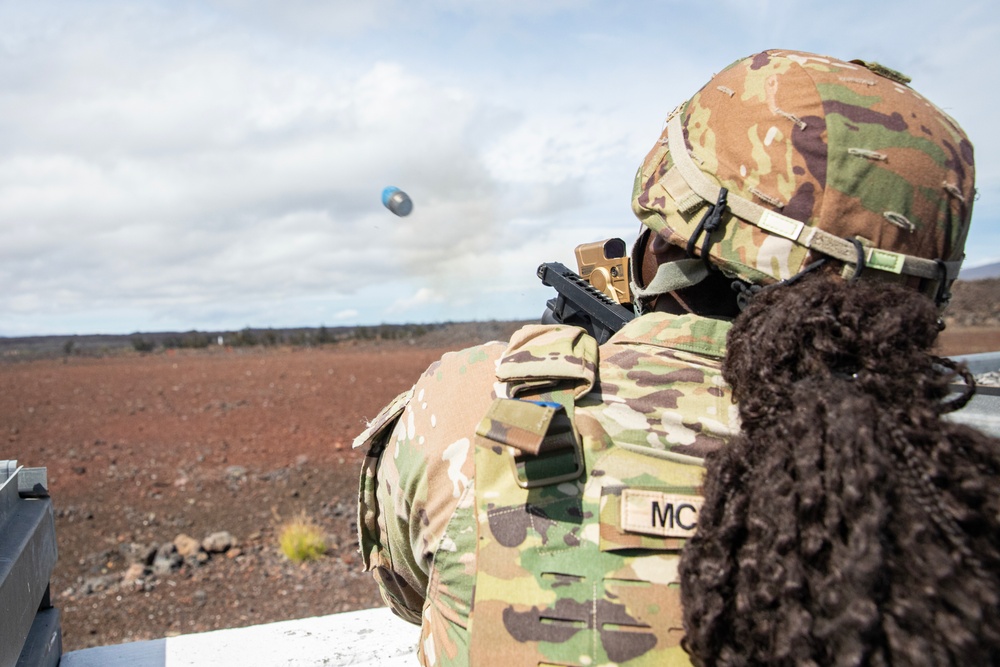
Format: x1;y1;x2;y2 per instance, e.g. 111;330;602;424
1;304;998;652
2;343;462;651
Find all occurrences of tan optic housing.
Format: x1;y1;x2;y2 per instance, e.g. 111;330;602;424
575;238;632;306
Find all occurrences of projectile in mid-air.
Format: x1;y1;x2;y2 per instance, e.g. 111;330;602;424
381;186;413;217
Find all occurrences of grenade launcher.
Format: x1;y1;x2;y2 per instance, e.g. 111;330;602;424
538;238;636;344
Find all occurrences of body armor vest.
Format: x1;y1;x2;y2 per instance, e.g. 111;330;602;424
468;324;705;666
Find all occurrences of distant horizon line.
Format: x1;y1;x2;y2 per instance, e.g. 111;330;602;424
5;263;1000;339
0;318;538;342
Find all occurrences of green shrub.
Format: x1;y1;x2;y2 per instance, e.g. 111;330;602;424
131;337;155;353
231;327;258;347
261;330;279;346
315;325;333;345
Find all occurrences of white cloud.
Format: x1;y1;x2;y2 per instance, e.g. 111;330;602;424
387;287;446;315
485;112;629;185
0;0;997;335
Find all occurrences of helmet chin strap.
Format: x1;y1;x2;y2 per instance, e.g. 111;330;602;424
686;187;729;271
730;257;829;311
630;258;710;315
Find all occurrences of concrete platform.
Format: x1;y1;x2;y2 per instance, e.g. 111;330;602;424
60;607;419;666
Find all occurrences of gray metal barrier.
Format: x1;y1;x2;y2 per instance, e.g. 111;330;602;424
0;461;61;667
948;352;1000;438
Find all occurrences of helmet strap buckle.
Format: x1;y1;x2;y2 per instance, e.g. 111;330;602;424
845;238;869;283
685;188;729;271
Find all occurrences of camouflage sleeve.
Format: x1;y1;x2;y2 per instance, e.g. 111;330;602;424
356;342;506;624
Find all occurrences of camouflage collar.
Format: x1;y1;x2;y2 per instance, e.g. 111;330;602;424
609;312;730;359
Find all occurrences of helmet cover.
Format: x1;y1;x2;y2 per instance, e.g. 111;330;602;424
632;49;975;301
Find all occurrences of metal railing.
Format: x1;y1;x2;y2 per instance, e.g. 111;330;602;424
948;351;1000;438
0;462;61;667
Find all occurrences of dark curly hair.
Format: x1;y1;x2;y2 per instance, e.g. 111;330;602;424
679;272;1000;666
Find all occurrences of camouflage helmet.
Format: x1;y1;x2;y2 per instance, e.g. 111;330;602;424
631;49;975;306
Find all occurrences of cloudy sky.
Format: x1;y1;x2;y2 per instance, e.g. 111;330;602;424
2;1;997;336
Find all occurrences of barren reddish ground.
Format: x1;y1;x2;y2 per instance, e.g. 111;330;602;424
2;343;458;651
2;323;998;652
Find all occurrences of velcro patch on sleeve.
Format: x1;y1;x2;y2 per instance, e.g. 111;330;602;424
620;489;703;538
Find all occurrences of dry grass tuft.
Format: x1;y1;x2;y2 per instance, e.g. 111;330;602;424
278;512;327;562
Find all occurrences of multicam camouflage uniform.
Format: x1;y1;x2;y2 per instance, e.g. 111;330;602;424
356;314;738;666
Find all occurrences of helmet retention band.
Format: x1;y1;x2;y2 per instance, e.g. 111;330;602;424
662;114;962;291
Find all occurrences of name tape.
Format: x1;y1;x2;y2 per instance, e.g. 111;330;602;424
620;489;704;539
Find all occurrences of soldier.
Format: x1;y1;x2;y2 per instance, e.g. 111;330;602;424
355;49;997;666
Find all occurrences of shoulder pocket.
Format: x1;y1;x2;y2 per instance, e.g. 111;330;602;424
352;389;413;452
498;324;598;398
356;389;412;574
